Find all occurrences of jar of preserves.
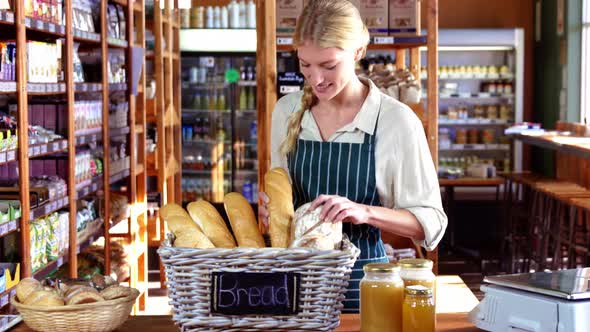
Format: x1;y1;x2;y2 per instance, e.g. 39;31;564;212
399;258;435;291
486;105;499;119
402;285;435;332
482;129;495;144
467;129;479;144
360;263;404;332
455;129;467;144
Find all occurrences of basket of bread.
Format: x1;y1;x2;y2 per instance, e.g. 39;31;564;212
10;274;139;332
158;168;360;332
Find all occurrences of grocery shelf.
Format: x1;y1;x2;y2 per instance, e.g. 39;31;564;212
76;220;104;255
0;82;16;94
75;128;102;146
73;29;101;44
180;29;257;52
109;83;128;92
439;119;512;126
33;253;69;280
74;83;103;93
0;219;19;239
76;175;104;199
0;149;18;166
422;75;515;81
426;93;515;100
107;37;129;48
110;169;131;184
27;83;67;95
181;108;231;115
439;144;511;152
24;17;66;38
0;286;16;309
109;126;131;137
29;196;69;221
0;10;14;25
237;80;257;87
28;139;69;159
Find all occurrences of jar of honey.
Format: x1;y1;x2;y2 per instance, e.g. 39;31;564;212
402;285;435;332
360;263;404;332
399;258;435;291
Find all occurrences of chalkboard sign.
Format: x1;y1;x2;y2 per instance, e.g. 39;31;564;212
211;272;301;315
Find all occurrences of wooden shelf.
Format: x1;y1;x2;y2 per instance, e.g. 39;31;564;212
0;10;14;25
30;196;69;221
24;17;66;38
110;0;128;7
27;83;66;95
135;124;144;134
110;169;131;184
276;35;428;52
75;128;102;146
0;219;19;239
110;126;131;137
74;83;103;93
109;83;128;92
28;140;69;159
76;220;104;255
0;287;16;310
136;164;145;175
76;175;104;199
73;29;101;44
107;37;129;48
33;253;68;280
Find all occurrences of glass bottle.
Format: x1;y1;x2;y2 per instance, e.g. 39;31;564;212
239;87;247;110
399;259;436;291
217;89;226;111
360;263;404;332
402;285;435;332
247;86;255;110
208;89;217;110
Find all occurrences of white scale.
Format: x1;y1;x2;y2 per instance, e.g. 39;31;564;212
469;268;590;332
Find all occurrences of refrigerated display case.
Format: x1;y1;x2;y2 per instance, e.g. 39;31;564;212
421;29;525;179
180;50;258;205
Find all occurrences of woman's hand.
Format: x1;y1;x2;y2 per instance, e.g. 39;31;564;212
309;194;372;225
258;192;270;232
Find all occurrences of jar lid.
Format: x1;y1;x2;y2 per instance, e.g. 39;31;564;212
398;258;434;269
405;285;433;296
363;263;400;273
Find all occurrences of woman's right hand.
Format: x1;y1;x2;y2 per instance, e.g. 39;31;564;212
258;192;270;232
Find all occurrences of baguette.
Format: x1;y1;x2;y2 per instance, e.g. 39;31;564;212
223;192;265;248
187;200;236;248
160;203;203;230
264;167;294;247
166;215;215;248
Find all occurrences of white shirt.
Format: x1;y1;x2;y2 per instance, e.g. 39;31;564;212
270;78;447;251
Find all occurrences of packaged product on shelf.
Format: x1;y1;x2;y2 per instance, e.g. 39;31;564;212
180;8;190;28
360;0;388;36
388;0;420;36
116;5;126;39
57;211;69;254
276;0;303;36
0;42;16;81
46;213;59;261
107;4;119;39
486;104;499;119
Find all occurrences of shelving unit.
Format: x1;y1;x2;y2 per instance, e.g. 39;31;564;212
146;0;181;288
0;0;146;312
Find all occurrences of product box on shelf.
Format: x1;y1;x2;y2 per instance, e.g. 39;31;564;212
360;0;388;36
388;0;420;36
276;0;304;37
0;263;20;293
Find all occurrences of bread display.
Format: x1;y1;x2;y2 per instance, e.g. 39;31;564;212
16;277;42;303
13;274;135;308
223;192;266;248
186;200;236;248
290;203;343;250
264;167;294;248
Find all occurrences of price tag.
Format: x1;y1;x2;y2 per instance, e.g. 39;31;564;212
36;20;43;30
0;223;8;236
76;246;80;254
48;23;55;33
24;17;31;27
91;134;96;142
6;12;14;22
28;147;33;156
467;119;478;124
80;136;86;145
41;144;48;154
0;295;7;308
61;140;67;149
57;257;63;267
7;150;15;161
52;142;59;151
44;204;52;215
276;37;293;45
8;220;16;231
33;146;40;156
83;187;89;196
0;153;6;163
459;92;472;98
373;36;394;44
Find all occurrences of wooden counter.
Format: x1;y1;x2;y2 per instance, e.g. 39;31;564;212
511;132;590;159
11;276;481;331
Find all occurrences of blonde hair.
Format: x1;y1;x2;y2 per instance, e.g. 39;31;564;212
279;0;370;155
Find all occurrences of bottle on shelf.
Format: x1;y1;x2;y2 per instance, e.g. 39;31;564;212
239;87;247;110
213;6;221;28
217;89;226;111
202;117;211;140
208;89;217;110
221;6;229;29
246;0;256;29
206;6;214;28
238;0;246;28
247;87;255;110
229;0;239;28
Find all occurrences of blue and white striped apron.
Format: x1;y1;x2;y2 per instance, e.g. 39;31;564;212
287;113;388;313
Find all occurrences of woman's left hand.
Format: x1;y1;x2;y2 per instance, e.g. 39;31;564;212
308;194;372;225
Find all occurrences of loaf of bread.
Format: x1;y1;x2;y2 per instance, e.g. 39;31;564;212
160;203;202;230
100;286;133;300
290;202;342;250
23;290;64;306
167;215;215;248
223;192;265;248
264;167;294;248
16;277;42;303
66;291;104;305
186;200;236;248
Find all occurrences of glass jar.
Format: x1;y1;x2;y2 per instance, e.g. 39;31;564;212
399;258;435;291
360;263;404;332
402;285;435;332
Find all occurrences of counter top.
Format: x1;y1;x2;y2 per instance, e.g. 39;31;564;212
510;132;590;159
11;276;481;331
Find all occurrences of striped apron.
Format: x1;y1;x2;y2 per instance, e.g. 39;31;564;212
287;114;388;313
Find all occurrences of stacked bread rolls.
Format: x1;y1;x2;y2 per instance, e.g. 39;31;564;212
161;167;342;250
15;275;135;307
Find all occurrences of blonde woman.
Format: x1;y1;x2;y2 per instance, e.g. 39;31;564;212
260;0;447;313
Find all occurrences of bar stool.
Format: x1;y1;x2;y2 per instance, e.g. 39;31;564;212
559;197;590;268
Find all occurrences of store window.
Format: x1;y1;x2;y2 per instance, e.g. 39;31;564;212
582;0;590;123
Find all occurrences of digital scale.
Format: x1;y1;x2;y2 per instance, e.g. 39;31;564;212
469;268;590;332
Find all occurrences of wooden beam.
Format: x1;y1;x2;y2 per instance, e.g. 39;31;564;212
395;49;406;69
101;0;112;276
256;0;277;230
16;0;31;278
425;0;439;275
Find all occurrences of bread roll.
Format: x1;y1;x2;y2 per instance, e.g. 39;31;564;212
16;277;42;302
167;215;215;248
64;286;98;302
100;286;132;300
23;290;64;306
289;203;342;250
66;291;104;305
160;204;202;230
186;200;236;248
223;192;265;248
264;168;294;248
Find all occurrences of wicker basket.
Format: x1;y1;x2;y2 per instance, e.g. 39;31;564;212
11;288;139;332
158;238;360;332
